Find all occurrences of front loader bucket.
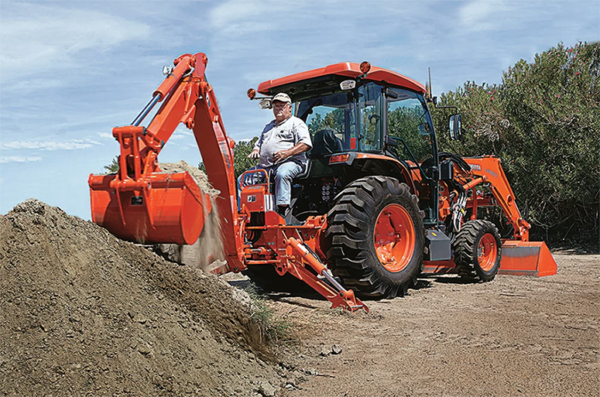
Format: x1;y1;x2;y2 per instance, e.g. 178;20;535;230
89;172;210;245
499;240;557;277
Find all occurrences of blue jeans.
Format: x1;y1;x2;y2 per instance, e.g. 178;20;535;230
237;161;303;208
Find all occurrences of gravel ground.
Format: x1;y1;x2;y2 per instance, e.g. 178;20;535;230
257;252;599;397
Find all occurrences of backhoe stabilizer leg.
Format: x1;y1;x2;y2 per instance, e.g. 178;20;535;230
285;237;369;313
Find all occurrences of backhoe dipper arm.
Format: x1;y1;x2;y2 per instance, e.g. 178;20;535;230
463;156;530;241
190;59;245;270
113;53;205;180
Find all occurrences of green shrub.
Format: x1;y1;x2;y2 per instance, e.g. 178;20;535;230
432;42;600;245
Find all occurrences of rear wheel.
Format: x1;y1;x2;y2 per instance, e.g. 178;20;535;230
322;176;424;298
453;220;502;282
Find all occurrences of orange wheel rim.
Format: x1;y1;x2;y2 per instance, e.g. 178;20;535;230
478;233;498;271
373;204;415;272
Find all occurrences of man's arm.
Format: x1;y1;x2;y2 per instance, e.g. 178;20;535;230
248;130;266;159
248;148;260;159
272;142;311;163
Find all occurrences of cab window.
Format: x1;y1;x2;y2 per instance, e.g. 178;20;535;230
358;83;384;152
297;91;357;156
387;89;433;163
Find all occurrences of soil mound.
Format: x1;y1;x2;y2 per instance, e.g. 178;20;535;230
0;199;285;396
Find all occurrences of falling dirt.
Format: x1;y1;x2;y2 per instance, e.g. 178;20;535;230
155;161;226;271
0;199;296;396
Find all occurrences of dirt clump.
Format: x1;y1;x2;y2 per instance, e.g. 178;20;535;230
0;199;290;396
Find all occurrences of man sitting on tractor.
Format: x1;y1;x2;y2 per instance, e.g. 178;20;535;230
246;93;312;215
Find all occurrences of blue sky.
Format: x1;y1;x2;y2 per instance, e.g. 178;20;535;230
0;0;598;219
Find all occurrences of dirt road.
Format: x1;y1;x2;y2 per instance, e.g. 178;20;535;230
259;253;599;397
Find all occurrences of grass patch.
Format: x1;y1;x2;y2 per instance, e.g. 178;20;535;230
245;285;295;343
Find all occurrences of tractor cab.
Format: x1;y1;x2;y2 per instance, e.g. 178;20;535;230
252;62;441;225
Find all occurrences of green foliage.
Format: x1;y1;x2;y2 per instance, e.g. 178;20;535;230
431;41;600;244
199;137;259;179
104;156;119;174
388;105;433;163
307;108;345;133
245;285;294;343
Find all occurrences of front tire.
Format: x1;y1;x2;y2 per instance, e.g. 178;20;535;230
453;220;502;282
322;176;424;298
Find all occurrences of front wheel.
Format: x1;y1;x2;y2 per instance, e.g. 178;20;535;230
453;220;502;282
322;176;424;298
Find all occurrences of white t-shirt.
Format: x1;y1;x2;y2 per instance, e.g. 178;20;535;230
254;116;312;168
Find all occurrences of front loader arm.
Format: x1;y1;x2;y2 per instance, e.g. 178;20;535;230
461;156;530;241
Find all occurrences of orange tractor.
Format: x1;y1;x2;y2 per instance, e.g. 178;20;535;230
89;53;557;312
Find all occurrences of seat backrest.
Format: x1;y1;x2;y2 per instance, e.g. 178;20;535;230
310;128;343;158
293;158;312;180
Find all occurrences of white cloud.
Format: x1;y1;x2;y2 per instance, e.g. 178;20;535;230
170;126;194;141
209;0;284;32
98;132;114;139
0;3;151;84
1;140;100;151
0;156;42;164
458;0;511;32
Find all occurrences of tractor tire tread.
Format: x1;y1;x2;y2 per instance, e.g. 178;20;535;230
323;176;424;299
453;219;502;282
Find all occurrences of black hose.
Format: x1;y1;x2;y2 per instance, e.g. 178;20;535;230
439;151;471;172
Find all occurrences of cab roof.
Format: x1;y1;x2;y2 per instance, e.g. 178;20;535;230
257;62;426;95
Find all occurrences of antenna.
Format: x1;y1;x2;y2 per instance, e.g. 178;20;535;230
428;67;433;99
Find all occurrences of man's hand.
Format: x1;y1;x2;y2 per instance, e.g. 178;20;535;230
248;149;260;159
272;149;290;164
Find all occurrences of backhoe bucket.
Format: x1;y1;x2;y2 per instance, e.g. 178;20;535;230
499;240;557;277
89;172;209;245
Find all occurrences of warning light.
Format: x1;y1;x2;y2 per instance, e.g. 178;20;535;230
360;61;371;74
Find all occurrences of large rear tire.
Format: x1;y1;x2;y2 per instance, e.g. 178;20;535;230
453;220;502;282
322;176;424;298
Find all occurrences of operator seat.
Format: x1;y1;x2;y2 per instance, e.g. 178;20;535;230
310;128;343;158
292;157;312;180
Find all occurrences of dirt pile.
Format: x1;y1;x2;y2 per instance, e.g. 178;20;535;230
0;199;289;396
155;161;226;272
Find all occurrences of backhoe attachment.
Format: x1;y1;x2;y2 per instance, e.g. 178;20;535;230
89;53;240;263
89;54;211;245
285;237;369;312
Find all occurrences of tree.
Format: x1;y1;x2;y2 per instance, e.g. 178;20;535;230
104;156;119;174
199;137;260;179
431;41;600;244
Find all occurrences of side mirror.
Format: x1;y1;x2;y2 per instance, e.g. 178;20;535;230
385;136;398;147
259;98;272;109
368;114;380;124
449;114;462;140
